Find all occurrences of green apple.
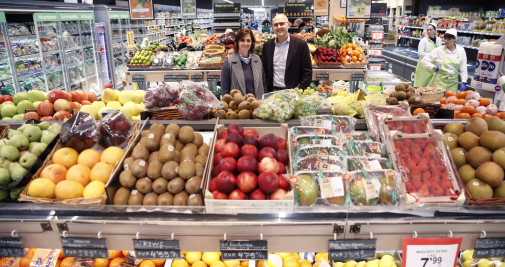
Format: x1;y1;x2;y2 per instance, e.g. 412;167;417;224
33;101;41;109
19;152;37;169
1;160;11;169
8;163;27;181
7;130;21;139
1;117;12;121
0;168;10;185
47;124;61;135
17;124;30;132
0;139;7;150
1;105;16;118
0;145;20;162
27;90;47;102
40;132;57;145
13;92;27;105
28;142;47;157
8;134;29;151
12;114;24;121
37;122;51;131
22;125;42;142
9;186;24;199
16;100;34;114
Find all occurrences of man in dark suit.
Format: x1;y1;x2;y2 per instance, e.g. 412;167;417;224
261;14;312;92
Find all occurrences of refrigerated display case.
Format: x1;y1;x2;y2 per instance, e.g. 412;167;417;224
110;12;130;89
0;12;16;95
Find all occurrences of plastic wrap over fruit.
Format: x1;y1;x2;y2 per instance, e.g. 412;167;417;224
345;140;387;158
364;103;411;141
300;115;356;133
459;250;503;267
294;94;332;119
345;156;391;172
289;126;334;137
292;135;344;154
348;170;400;206
255;90;299;122
342;131;373;141
296;145;345;159
178;81;220;120
99;109;132;148
294;155;344;172
60;111;100;152
143;82;183;109
294;171;350;206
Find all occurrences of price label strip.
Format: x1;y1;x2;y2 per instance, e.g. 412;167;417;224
62;237;108;259
0;237;25;257
328;239;376;261
316;73;330;81
351;73;366;81
132;75;145;83
164;75;189;82
133;239;181;259
207;74;220;81
402;238;462;267
220;240;268;260
191;75;204;82
474;238;505;258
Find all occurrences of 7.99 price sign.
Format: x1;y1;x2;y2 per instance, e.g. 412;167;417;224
402;238;462;267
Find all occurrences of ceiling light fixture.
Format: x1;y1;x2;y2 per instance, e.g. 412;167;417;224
262;0;264;6
224;0;233;3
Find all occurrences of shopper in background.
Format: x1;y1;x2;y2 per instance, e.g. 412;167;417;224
294;18;309;33
421;28;468;93
262;14;312;92
221;29;266;99
413;23;442;87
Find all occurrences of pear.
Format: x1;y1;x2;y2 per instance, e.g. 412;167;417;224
9;186;24;199
28;142;48;157
8;163;27;181
37;122;51;131
1;160;11;169
0;145;19;162
47;124;61;135
40;132;57;145
19;152;38;169
22;125;42;142
17;124;30;132
8;134;29;151
0;168;10;185
7;129;22;139
0;139;7;150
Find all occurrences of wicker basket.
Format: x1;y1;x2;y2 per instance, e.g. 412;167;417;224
0;124;9;139
420;91;445;103
18;123;141;204
410;103;442;118
148;107;183;120
198;53;226;68
315;55;343;67
342;60;368;68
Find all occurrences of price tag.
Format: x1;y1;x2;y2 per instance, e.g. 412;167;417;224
62;237;108;259
133;239;181;259
371;32;384;40
370;49;383;57
474;238;505;258
328;239;376;261
316;73;330;81
207;74;220;81
369;65;381;71
0;237;25;257
351;73;366;81
191;75;204;82
132;75;145;82
402;238;462;267
164;75;178;82
220;240;268;260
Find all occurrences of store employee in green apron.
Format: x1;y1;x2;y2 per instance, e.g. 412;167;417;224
421;29;468;93
413;23;442;87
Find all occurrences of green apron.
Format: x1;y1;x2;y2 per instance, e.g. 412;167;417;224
413;39;438;87
430;46;460;93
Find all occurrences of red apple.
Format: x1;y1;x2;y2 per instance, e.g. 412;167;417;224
64;91;72;102
212;166;220;177
212;190;228;199
23;112;40;121
249;188;267;200
236;172;257;193
278;162;287;174
270;188;287;200
237;155;258;173
243;129;259;138
214;170;236;194
218;157;237;173
213;153;224;166
227;123;244;136
277;137;287;150
54;99;71;112
210;178;218;192
81;100;91;106
70;102;82;111
258;157;280;173
53;111;72;120
258;147;277;161
40;116;54;121
275;149;289;164
37;101;54;116
228;189;247;200
214;139;226;154
47;89;66;103
243;135;259;147
259;133;278;149
225;132;243;147
240;145;258;158
258;172;279;194
87;92;97;103
220;130;229;140
221;142;240;158
2;95;13;102
278;174;290;191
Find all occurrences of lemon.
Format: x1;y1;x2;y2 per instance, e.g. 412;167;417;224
192;261;207;267
224;261;240;267
462;260;474;267
210;261;225;267
83;181;105;198
356;262;366;267
283;257;300;267
364;262;378;267
300;260;311;267
186;252;202;265
334;263;344;267
275;253;293;261
343;261;357;267
315;253;330;264
477;259;492;267
202;252;221;266
461;250;474;261
28;178;56;198
172;260;189;267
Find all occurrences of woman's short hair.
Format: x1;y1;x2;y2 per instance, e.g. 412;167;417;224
234;29;256;54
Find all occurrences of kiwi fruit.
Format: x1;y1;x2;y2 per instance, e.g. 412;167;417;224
247;97;255;103
148;151;160;163
222;94;233;104
139;137;147;147
160;132;176;146
147;160;163;179
174;150;181;163
394;84;406;92
149;123;165;137
233;93;244;104
185;176;202;194
159;144;176;163
175;140;184;151
195;163;204;177
179;161;196;179
215;110;226;119
386;97;398;105
132;144;149;160
152;178;168;194
113;187;130;205
123;157;134;170
407;86;415;93
136;177;153;194
143;192;158;206
238;110;251;119
162;161;179;180
192;133;204;148
220;101;229;111
228;101;238;111
141;131;150;138
401;83;410;89
184;143;198;153
145;131;161;152
165;123;180;136
230;89;241;97
244;93;255;100
119;169;136;188
238;101;251;110
195;155;207;166
251;100;262;110
179;126;195;144
187;193;203;206
167;177;185;194
180;148;196;162
173;191;188;206
131;159;148;178
128;190;144;205
198;144;210;156
158;192;174;206
226;110;238;119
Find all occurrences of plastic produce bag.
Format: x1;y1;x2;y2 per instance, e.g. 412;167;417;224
294;154;344;172
348;100;366;119
331;100;357;117
317;171;349;206
60;111;100;152
289;126;334;137
186;51;203;69
179;81;220;120
143;82;183;109
348;169;400;206
342;131;373;141
300;115;356;133
254;90;299;122
99;109;133;148
296;145;345;160
345;156;391;172
345;140;387;158
295;94;332;118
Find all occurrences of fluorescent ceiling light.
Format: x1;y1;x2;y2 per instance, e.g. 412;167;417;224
224;0;233;3
262;0;264;6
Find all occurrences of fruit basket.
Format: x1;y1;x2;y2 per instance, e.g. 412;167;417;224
0;124;9;138
342;60;368;68
18;122;141;204
409;103;442;118
315;47;343;67
147;107;183;120
126;58;152;69
198;54;226;68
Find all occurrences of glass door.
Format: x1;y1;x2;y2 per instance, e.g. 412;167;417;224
60;20;86;91
80;19;101;94
0;13;16;95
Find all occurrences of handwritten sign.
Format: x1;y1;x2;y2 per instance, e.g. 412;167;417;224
328;239;376;261
220;240;268;260
0;237;25;257
134;239;181;259
132;75;145;82
352;73;366;81
191;75;204;82
474;238;505;258
62;237;108;259
207;74;220;81
316;73;330;81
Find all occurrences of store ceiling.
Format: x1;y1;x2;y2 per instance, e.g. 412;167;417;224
212;0;297;8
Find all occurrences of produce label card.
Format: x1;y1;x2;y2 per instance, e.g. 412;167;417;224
403;238;461;267
319;177;344;198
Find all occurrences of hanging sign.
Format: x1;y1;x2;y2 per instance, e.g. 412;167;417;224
328;239;376;261
34;13;61;22
314;0;329;16
402;238;462;267
129;0;154;20
61;237;109;259
133;239;181;259
0;12;6;23
60;13;95;21
346;0;371;19
220;240;268;260
110;12;130;20
474;238;505;258
181;0;196;19
0;237;25;257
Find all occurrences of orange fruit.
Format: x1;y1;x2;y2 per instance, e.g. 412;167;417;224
0;258;14;267
122;251;130;257
352;44;358;49
440;97;446;104
90;162;114;183
192;261;207;267
351;56;357;62
94;258;110;267
66;164;91;186
495;112;504;119
240;261;248;267
479;98;491;106
109;258;125;267
59;250;65;259
461;106;476;114
28;178;56;198
151;259;166;266
459;113;471;119
52;148;79;169
39;164;67;186
300;260;312;267
483;114;492;118
108;250;122;259
55;180;84;200
456;91;466;99
445;91;456;98
413;108;425;115
20;257;31;267
77;149;101;169
472;113;483;118
60;257;75;267
101;147;125;166
441;104;447;108
139;260;156;267
459;99;467;105
449;98;458;104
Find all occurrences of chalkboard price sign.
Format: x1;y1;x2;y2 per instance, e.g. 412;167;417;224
328;239;376;261
220;240;268;260
316;73;330;81
474;238;505;258
62;237;108;259
207;75;220;81
132;75;145;82
133;239;181;259
191;75;204;82
0;237;25;257
351;74;366;81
